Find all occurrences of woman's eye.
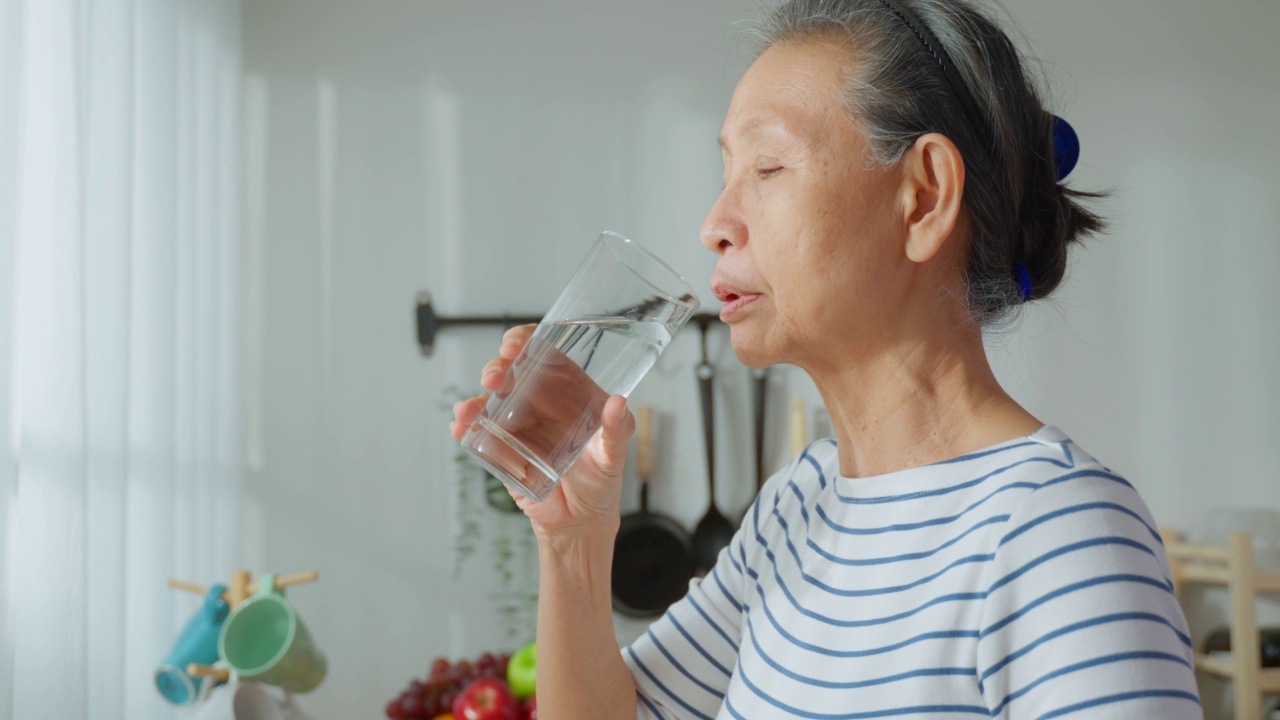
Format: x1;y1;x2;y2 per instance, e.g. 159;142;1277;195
756;166;783;178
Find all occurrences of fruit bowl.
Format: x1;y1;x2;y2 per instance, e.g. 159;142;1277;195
386;646;537;720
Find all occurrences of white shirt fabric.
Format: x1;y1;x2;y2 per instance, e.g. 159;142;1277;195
623;426;1201;719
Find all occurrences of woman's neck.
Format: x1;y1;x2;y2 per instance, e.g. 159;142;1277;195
806;329;1041;479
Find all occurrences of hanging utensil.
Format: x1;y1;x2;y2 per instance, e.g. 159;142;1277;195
790;397;808;457
612;406;696;617
752;367;768;492
692;320;735;574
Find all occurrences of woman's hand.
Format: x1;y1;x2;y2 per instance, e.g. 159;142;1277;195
450;324;634;541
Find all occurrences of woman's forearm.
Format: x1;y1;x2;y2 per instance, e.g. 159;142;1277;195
535;523;638;720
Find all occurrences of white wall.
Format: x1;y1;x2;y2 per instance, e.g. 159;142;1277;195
240;1;1280;717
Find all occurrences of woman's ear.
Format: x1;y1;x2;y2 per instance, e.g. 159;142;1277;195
898;132;965;264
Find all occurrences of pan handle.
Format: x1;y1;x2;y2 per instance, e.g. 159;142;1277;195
697;323;716;501
636;405;654;512
752;368;768;490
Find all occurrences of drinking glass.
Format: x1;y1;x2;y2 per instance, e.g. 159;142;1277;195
460;231;699;501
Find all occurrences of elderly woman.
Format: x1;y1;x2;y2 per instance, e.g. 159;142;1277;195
451;0;1201;717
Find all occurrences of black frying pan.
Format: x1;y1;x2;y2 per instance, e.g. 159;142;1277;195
612;406;696;617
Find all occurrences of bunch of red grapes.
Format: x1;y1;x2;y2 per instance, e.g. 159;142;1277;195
386;652;512;719
384;650;509;717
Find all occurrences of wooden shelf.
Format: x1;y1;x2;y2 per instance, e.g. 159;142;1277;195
1257;572;1280;594
1163;529;1277;718
1173;564;1280;591
1195;654;1280;693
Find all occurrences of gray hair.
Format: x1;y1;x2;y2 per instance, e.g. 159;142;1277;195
750;0;1106;326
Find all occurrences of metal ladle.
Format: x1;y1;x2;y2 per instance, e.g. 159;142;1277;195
692;319;735;574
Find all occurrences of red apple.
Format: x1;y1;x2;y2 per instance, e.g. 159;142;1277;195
522;696;537;720
451;678;519;720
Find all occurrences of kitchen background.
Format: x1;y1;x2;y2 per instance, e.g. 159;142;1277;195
241;0;1280;717
1;0;1277;718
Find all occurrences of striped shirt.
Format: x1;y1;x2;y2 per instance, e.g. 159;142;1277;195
622;426;1201;719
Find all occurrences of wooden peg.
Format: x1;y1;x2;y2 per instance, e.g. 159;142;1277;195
167;578;208;596
169;569;320;607
186;663;230;682
229;570;252;608
247;570;319;595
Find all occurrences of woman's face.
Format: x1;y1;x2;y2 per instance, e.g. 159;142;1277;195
702;39;917;370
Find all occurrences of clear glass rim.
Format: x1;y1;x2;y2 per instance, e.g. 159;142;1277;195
598;231;700;313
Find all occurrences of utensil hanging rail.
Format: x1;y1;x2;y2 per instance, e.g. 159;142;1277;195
414;291;720;356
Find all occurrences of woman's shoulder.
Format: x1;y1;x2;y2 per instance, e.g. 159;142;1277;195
964;426;1165;561
773;426;1153;523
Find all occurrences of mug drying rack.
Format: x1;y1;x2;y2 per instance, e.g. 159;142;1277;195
165;569;320;683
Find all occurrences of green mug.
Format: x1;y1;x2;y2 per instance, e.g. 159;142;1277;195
217;573;327;693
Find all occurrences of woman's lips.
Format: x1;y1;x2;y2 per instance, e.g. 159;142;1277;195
719;292;761;321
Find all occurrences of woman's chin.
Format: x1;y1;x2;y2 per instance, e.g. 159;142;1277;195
727;324;778;369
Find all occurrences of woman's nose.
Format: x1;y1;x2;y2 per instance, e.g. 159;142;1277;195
699;188;746;255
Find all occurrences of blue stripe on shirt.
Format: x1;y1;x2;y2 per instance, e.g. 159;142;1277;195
980;611;1195;684
997;501;1161;547
1035;689;1201;719
791;511;1011;567
668;613;733;678
625;645;715;720
986;536;1157;594
767;515;996;596
755;582;979;657
980;573;1177;640
748;540;987;627
685;594;737;650
644;629;726;701
806;468;1134;536
636;690;664;719
833;454;1073;505
711;565;743;613
734;660;989;719
990;650;1192;715
745;615;975;689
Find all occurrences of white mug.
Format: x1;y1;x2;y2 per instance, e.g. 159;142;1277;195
279;693;318;720
190;677;285;720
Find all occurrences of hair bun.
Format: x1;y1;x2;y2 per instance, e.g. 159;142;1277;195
1051;115;1080;181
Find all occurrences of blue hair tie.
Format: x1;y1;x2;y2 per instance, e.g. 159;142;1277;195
1014;263;1033;303
1051;115;1080;181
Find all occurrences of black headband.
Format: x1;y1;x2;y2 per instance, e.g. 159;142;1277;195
874;0;986;139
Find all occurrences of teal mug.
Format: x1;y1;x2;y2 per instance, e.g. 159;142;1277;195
155;583;230;704
218;573;327;693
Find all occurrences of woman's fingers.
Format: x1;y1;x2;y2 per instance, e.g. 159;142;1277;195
453;394;488;422
593;395;635;479
480;358;511;391
449;394;489;440
449;421;468;441
499;324;537;360
477;325;536;393
504;485;534;512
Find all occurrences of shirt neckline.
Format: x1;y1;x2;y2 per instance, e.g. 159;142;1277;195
823;425;1071;499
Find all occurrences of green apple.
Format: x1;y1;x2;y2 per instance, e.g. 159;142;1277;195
507;642;537;700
